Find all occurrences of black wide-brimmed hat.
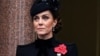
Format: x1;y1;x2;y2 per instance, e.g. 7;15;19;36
30;0;60;18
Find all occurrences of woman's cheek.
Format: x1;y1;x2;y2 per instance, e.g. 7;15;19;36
46;22;53;31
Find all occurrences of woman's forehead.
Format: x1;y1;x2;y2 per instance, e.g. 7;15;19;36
35;10;52;16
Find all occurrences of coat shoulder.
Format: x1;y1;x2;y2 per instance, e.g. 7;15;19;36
16;42;37;56
58;40;77;48
65;42;78;56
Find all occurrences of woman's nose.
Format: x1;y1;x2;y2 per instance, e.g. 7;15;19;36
38;18;43;25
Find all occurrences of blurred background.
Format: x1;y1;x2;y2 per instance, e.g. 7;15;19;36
0;0;100;56
57;0;100;56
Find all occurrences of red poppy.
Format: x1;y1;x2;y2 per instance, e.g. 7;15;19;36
54;44;68;55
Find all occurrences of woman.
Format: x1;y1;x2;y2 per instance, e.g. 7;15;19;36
16;0;78;56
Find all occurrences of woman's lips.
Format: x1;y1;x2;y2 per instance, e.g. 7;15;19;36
37;28;45;30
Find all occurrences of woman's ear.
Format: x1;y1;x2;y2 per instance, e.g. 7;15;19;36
53;19;57;27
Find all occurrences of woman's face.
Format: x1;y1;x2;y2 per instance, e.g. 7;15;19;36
33;10;57;36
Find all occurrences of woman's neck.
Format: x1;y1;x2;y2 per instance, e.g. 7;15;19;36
37;32;53;40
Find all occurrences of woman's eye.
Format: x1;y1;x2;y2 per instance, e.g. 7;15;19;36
42;15;49;20
33;16;39;20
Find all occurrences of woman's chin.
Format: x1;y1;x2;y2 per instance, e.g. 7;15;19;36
37;32;47;36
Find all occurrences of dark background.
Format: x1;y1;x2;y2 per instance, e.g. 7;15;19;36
56;0;100;56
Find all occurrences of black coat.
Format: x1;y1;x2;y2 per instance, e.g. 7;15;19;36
16;37;78;56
